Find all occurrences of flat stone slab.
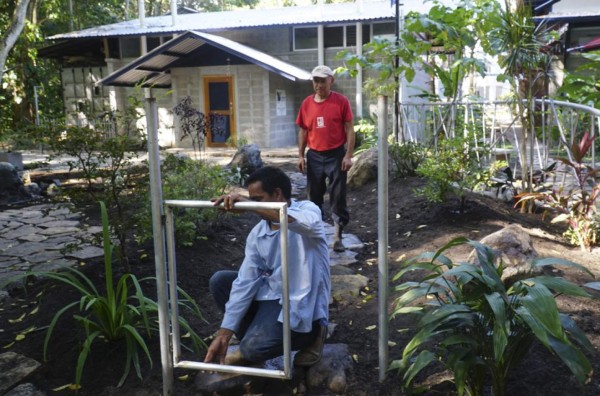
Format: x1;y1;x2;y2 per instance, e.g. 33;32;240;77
4;383;45;396
0;352;41;394
331;274;369;301
67;245;104;260
329;249;359;266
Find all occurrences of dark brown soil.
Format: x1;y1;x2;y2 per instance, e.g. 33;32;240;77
1;159;599;396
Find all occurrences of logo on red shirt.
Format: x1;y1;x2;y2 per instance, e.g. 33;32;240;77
316;116;325;128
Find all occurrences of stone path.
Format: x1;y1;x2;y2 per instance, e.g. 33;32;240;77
0;203;104;288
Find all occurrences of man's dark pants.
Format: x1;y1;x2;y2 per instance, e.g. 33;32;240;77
306;145;350;226
209;270;319;362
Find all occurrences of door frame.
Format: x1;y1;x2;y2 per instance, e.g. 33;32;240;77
203;75;235;148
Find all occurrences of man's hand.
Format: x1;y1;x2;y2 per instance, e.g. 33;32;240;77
298;157;306;173
212;193;246;211
341;156;353;172
204;328;234;364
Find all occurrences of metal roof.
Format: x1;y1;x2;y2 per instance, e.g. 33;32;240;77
534;9;600;23
49;1;394;40
98;31;312;88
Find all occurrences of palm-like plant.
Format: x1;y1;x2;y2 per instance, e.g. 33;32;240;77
32;202;206;387
391;237;594;396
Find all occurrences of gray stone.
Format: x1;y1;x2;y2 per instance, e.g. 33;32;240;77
0;238;13;251
0;242;48;257
228;144;263;176
306;344;352;393
330;265;355;275
0;152;23;170
323;224;364;250
17;234;47;243
331;274;369;301
288;171;307;196
8;225;43;240
0;162;31;204
0;352;41;394
23;250;63;264
67;245;104;260
33;259;77;272
38;226;80;236
4;382;45;396
347;147;379;188
38;220;80;229
469;224;542;285
329;249;359;266
0;259;22;269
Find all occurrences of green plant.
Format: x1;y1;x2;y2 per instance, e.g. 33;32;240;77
226;135;249;149
517;132;600;250
22;202;206;388
415;134;494;212
354;119;377;154
135;153;230;246
389;141;427;178
391;237;594;396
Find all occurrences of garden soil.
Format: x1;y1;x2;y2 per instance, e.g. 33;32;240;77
1;158;600;396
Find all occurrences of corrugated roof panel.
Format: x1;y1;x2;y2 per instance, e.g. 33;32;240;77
99;30;312;88
49;1;394;40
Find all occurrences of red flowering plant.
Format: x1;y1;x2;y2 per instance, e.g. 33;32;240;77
517;132;600;250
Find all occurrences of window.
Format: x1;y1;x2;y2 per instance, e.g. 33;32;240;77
293;23;380;50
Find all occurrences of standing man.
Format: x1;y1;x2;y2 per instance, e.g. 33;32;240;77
204;166;330;367
296;65;355;252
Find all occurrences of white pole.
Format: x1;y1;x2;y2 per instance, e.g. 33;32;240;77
138;0;145;28
170;0;178;26
377;95;389;382
146;95;173;395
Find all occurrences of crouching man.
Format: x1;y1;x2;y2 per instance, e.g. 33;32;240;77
204;166;330;367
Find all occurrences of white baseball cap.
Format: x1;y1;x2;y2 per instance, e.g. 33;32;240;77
311;65;334;79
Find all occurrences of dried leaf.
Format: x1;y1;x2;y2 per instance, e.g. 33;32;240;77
3;342;14;349
8;313;26;324
15;334;25;341
178;375;189;381
52;383;81;391
365;325;377;330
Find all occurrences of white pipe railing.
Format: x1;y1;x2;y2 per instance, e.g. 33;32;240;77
163;200;292;380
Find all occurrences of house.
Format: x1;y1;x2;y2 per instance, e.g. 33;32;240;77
533;0;600;73
39;1;398;149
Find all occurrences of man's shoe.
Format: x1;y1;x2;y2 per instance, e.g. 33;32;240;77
224;348;252;366
333;240;346;252
294;325;327;367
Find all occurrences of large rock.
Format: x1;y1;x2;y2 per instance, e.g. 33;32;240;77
228;144;263;177
0;162;32;204
0;352;41;394
469;224;541;285
347;148;378;188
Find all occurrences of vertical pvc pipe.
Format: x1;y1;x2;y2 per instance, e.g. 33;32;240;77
146;96;173;395
377;95;389;382
279;205;292;377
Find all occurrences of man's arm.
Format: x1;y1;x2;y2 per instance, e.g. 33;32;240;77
341;120;355;171
297;127;308;173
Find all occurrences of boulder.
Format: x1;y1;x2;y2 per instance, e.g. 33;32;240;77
228;144;263;177
347;147;378;188
469;224;542;285
0;162;32;204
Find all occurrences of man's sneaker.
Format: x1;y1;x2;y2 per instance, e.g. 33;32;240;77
294;325;327;367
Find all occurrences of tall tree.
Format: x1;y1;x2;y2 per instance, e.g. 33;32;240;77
0;0;31;87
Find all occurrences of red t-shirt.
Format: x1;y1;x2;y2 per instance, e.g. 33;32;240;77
296;91;353;152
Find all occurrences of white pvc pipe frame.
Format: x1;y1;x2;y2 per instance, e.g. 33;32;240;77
163;200;293;380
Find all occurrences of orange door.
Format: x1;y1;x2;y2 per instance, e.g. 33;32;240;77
203;76;235;147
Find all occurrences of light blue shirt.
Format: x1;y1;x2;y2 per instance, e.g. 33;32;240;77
221;199;330;333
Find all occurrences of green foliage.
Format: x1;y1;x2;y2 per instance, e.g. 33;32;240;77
391;237;594;396
46;100;145;268
354;119;377;154
558;51;600;109
415;135;494;212
336;0;497;101
135;153;230;247
14;202;205;388
517;132;600;250
389;141;427;178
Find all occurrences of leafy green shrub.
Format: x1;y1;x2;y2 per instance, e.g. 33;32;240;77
517;132;600;250
14;202;205;388
136;153;230;246
354;119;377;154
391;237;594;396
415;135;495;212
389;141;427;178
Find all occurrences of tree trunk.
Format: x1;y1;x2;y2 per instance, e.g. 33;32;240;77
0;0;31;87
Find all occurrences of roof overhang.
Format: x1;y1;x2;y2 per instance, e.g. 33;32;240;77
99;31;311;88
